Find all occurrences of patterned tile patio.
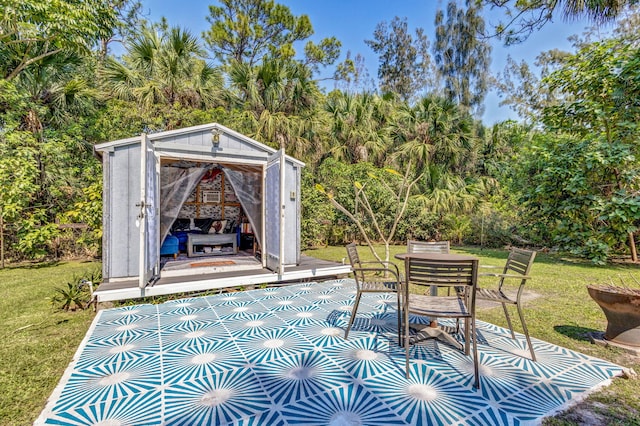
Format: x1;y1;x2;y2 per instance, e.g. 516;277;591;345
37;279;623;425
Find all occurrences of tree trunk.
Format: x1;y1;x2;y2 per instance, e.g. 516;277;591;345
0;211;4;269
384;241;390;267
629;232;637;262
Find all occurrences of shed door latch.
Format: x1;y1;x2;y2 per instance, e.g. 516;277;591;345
136;200;146;220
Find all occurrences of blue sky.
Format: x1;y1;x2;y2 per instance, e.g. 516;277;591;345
136;0;595;124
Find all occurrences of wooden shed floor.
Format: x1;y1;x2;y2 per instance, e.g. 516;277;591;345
94;254;352;303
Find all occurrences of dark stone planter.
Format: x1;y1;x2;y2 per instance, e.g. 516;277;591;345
587;285;640;347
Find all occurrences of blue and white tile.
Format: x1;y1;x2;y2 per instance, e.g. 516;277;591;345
164;368;272;425
235;327;315;364
280;382;406;425
235;409;287;426
45;390;161;425
275;304;332;325
160;321;231;352
365;363;491;426
322;336;396;379
320;300;359;319
310;281;346;292
52;356;162;413
90;316;159;341
296;320;351;348
157;306;217;328
497;381;573;423
246;287;287;301
263;294;312;312
308;289;343;305
214;300;265;320
204;292;256;308
97;304;158;323
365;292;399;311
551;356;624;391
252;350;349;405
469;351;541;402
463;406;521;426
475;320;520;341
334;311;400;337
326;278;351;288
223;312;288;338
75;333;160;369
162;339;248;384
161;296;212;310
483;338;587;379
282;282;317;297
39;278;625;426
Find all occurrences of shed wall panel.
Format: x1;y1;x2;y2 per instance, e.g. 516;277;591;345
108;144;141;278
284;161;300;265
102;154;111;280
187;133;206;146
225;134;248;151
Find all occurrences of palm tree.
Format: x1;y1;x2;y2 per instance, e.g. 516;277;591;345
324;92;391;166
388;95;484;237
103;25;222;114
416;164;479;215
227;57;323;160
391;95;474;174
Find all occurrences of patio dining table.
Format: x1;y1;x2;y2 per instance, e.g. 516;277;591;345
394;251;479;350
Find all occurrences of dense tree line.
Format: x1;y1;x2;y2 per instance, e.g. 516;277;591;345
1;0;639;266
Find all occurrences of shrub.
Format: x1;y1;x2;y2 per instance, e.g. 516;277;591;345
49;268;101;311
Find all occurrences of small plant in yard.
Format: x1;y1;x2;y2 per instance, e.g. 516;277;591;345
49;272;97;311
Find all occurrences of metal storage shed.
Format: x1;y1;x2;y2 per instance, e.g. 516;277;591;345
93;123;349;301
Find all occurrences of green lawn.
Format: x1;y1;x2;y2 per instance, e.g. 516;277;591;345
0;260;98;425
1;247;639;425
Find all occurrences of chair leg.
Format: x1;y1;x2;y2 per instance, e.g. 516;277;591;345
404;300;411;379
463;318;470;356
396;292;402;347
471;315;480;389
502;303;516;339
517;303;537;362
344;292;362;339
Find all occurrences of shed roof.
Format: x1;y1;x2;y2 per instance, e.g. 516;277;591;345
93;122;305;167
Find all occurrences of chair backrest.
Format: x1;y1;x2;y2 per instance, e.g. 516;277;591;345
405;257;478;291
345;243;366;287
503;248;536;278
407;240;450;254
345;242;361;268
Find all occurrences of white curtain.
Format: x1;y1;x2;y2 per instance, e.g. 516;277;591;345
160;165;211;243
223;166;263;247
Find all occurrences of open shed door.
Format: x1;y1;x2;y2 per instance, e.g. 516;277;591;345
138;133;160;288
264;149;286;273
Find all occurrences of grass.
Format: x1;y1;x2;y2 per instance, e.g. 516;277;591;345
1;246;639;425
0;260;98;425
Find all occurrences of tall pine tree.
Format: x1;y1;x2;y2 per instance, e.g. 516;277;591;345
365;16;433;102
434;0;491;116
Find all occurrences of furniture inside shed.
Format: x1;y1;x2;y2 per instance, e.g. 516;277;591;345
159;160;260;264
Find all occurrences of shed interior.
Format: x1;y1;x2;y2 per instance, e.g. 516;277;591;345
159;158;263;268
